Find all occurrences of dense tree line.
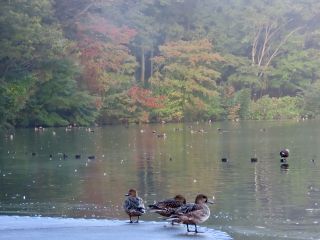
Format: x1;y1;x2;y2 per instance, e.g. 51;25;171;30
1;0;320;128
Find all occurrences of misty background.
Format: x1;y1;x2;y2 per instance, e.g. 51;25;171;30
1;0;320;128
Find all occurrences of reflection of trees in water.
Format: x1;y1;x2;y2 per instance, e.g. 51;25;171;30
133;126;157;197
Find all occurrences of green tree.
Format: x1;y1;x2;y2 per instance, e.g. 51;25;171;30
16;60;98;127
151;39;223;121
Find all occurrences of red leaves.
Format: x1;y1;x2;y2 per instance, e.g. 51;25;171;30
74;15;137;93
128;86;165;109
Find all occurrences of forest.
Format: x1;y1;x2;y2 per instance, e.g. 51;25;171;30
1;0;320;128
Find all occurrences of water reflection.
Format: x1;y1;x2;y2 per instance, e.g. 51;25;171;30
1;120;320;239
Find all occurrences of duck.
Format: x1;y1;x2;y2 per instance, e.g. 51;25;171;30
123;189;146;223
221;157;228;162
167;194;214;233
280;149;289;158
251;157;258;163
148;194;186;218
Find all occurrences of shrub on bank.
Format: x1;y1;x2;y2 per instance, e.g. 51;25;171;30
248;96;303;120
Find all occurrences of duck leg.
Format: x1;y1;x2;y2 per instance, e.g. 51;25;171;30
186;224;190;232
135;216;139;223
129;216;133;223
194;224;198;233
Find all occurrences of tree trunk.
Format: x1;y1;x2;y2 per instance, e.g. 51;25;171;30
141;46;146;86
150;48;154;77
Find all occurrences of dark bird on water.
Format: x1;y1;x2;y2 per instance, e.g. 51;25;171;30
280;149;289;158
148;194;186;218
167;194;214;233
221;157;228;162
123;189;146;223
280;149;289;168
251;157;258;163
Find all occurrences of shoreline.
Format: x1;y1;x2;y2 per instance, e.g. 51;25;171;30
0;215;232;240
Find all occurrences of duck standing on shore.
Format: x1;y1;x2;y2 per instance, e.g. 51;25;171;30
167;194;214;233
148;194;186;218
123;189;146;223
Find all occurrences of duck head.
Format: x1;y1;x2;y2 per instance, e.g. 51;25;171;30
195;194;214;204
125;189;137;197
174;194;187;204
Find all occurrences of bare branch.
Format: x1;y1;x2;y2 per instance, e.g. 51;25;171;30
252;25;262;65
264;26;303;69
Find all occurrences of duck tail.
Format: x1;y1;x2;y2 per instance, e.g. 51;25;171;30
166;214;181;222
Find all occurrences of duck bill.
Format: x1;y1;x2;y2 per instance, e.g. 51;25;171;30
207;200;214;204
125;194;129;196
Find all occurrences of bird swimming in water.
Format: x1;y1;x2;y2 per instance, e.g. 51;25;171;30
280;149;289;158
280;149;290;168
123;189;146;223
167;194;214;233
148;194;186;218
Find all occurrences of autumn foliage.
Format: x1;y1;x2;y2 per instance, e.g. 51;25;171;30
128;86;165;109
75;15;137;93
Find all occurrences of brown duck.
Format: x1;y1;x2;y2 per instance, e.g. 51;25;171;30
123;189;146;223
168;194;213;233
148;194;186;217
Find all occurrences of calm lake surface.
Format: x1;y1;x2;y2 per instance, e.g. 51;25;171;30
1;120;320;239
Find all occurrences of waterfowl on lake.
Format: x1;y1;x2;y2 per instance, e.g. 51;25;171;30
251;157;258;162
280;149;289;158
221;157;228;162
87;155;95;160
280;148;289;165
168;194;213;233
123;189;146;223
148;194;186;217
75;154;81;159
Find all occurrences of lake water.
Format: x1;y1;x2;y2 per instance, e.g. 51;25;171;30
1;120;320;240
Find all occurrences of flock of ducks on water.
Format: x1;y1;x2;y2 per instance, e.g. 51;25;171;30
123;189;213;233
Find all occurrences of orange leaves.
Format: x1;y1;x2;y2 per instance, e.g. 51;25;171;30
128;86;165;109
75;15;137;93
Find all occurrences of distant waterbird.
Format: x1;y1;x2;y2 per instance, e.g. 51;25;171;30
280;149;289;168
251;157;258;163
221;157;228;162
280;149;289;158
